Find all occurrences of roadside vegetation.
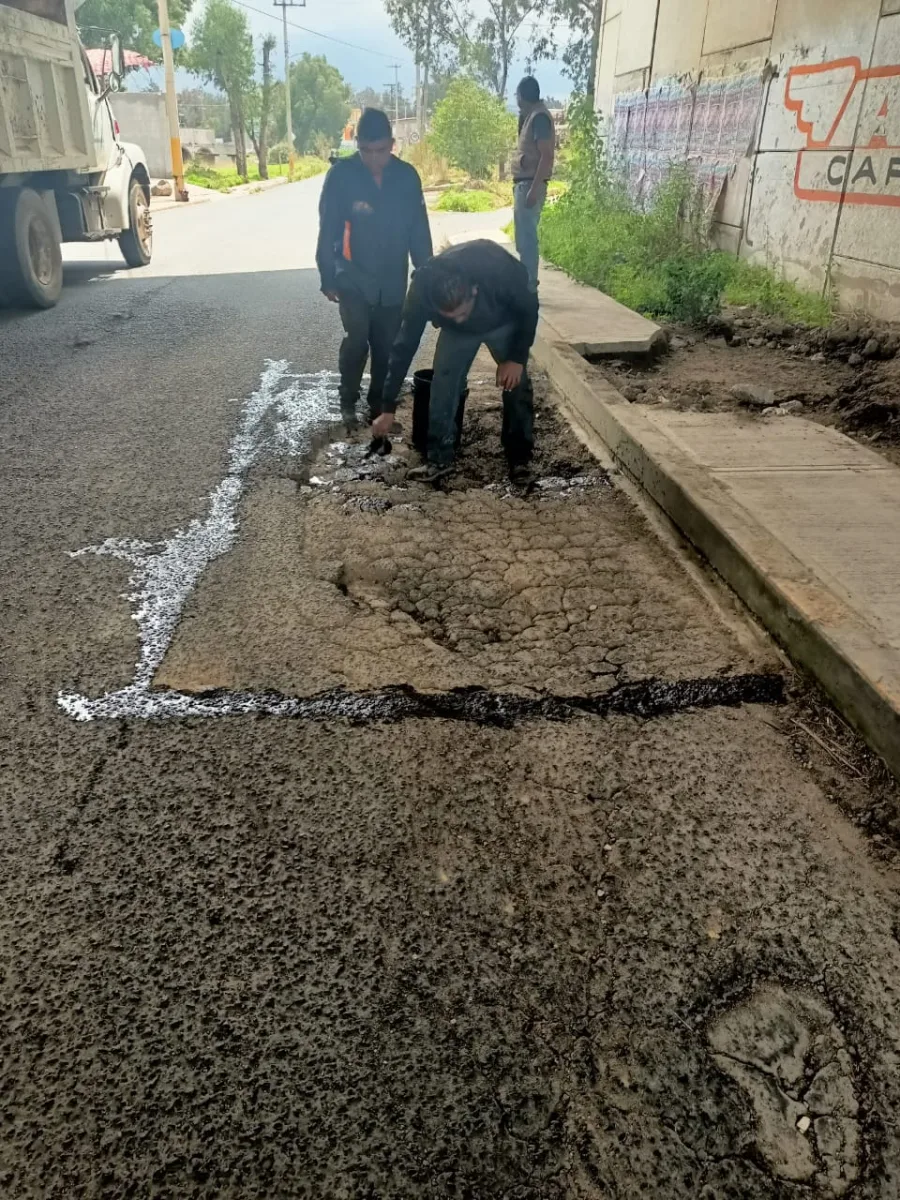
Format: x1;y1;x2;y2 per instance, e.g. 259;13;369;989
413;80;567;214
540;99;834;327
185;157;328;192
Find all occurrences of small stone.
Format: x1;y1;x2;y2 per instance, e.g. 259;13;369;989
729;334;745;347
748;337;765;348
779;399;805;413
796;1115;812;1134
731;383;776;408
707;314;734;338
809;352;826;362
862;337;881;359
669;335;690;351
151;179;173;197
847;352;863;367
765;319;790;339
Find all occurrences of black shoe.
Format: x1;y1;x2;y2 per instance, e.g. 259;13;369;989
341;403;359;432
509;463;535;488
407;462;453;484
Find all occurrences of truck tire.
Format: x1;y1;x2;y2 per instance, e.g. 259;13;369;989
0;188;63;309
118;177;152;268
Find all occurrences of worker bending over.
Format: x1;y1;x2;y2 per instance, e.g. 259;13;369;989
372;240;539;484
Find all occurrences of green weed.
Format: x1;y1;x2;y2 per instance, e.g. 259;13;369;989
724;259;834;327
185;157;327;192
432;189;498;213
539;97;832;327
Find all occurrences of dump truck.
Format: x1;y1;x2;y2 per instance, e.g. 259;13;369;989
0;0;152;308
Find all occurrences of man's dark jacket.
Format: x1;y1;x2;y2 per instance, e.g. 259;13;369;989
316;153;433;307
381;240;539;411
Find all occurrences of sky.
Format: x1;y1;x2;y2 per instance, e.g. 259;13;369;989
146;0;572;107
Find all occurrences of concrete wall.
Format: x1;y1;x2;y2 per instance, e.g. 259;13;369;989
110;92;171;179
594;0;900;319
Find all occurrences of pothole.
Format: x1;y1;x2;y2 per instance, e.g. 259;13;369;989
708;983;862;1196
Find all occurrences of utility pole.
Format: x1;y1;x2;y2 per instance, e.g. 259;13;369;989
392;63;400;132
156;0;187;200
274;0;304;180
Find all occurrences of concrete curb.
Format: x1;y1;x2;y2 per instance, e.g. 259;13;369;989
533;330;900;780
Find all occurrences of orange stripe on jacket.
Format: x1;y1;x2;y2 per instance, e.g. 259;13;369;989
342;221;352;261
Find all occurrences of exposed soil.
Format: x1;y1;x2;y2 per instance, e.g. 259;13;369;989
597;310;900;467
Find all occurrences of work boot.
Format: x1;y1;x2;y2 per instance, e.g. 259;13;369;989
509;463;535;489
407;462;453;485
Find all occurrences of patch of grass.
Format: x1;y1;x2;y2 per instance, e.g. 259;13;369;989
185;157;327;192
540;177;831;326
432;188;501;213
724;258;834;327
436;178;565;214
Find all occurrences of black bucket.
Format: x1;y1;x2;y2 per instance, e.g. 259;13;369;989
411;369;468;457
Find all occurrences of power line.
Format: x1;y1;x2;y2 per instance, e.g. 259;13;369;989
230;0;410;63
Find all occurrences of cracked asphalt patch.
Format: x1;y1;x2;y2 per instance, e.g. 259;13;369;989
157;369;763;701
3;250;900;1199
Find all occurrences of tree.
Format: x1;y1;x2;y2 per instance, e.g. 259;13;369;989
188;0;255;178
352;85;414;120
431;78;516;179
246;35;276;178
178;88;232;138
76;0;192;59
271;54;350;155
457;0;536;100
352;87;383;110
531;0;602;95
384;0;456;126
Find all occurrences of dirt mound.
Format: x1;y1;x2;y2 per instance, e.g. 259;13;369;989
601;312;900;466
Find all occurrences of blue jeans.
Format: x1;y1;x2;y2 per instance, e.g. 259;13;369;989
513;180;547;292
427;322;534;468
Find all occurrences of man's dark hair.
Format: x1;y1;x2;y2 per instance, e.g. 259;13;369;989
423;256;472;312
357;107;393;143
517;76;541;103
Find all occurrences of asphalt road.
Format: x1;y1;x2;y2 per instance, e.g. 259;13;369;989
2;176;900;1199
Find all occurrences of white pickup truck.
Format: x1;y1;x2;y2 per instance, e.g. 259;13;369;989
0;0;153;307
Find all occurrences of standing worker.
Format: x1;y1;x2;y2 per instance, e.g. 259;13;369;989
372;240;539;485
316;108;433;429
512;77;555;293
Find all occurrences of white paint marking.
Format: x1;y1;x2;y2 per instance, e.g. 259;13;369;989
58;360;340;721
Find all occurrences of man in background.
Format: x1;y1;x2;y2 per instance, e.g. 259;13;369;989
372;240;539;485
316;107;433;429
512;77;555;293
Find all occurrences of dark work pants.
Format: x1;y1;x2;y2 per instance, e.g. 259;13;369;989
428;322;534;468
337;292;404;421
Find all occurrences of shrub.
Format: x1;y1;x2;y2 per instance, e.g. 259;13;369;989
431;79;516;180
403;135;452;187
